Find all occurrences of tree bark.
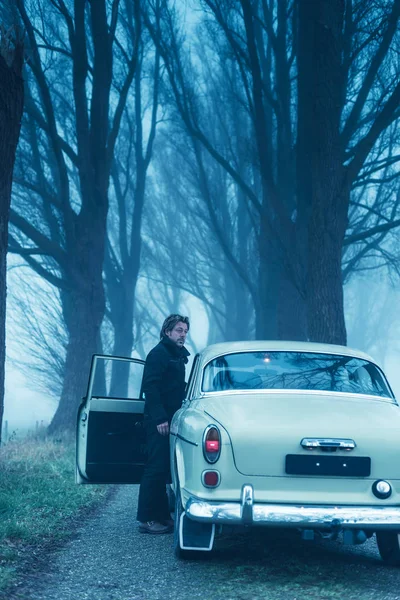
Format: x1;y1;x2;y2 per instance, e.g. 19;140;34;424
255;234;281;339
48;213;107;433
297;0;348;344
50;286;104;432
0;38;24;444
278;276;307;341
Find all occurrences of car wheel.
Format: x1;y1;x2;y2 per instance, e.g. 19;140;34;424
376;531;400;566
173;481;192;559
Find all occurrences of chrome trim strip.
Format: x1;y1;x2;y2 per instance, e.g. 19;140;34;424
201;470;221;488
198;389;395;403
301;438;356;450
185;493;400;529
202;424;221;463
176;433;198;447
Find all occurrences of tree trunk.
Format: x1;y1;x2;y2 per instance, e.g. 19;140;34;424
231;276;253;341
48;279;105;433
49;215;107;433
223;259;255;342
307;207;347;344
297;0;347;344
108;158;147;396
278;276;307;341
0;43;24;444
255;237;281;339
233;183;255;341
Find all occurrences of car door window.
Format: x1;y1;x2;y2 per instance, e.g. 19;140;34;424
88;355;145;400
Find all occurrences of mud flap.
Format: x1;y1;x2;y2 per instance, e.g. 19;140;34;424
179;512;215;551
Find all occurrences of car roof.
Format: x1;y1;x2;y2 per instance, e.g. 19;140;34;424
199;340;379;367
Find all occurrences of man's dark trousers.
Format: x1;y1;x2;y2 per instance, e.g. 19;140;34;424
137;419;171;523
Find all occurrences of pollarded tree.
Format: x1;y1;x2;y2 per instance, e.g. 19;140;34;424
9;0;140;432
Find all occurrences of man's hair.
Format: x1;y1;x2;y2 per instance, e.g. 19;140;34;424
160;314;190;339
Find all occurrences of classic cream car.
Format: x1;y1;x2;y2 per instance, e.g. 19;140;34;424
76;341;400;564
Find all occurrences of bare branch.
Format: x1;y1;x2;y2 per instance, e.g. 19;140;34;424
344;217;400;246
341;0;400;145
8;235;68;290
9;209;69;268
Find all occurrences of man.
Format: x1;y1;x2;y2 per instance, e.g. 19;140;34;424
137;314;190;534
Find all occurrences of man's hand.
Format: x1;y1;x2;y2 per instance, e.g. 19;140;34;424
157;421;169;436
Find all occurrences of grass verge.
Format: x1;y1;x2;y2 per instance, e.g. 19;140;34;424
0;436;108;594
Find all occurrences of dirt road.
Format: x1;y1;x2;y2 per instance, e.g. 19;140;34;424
6;486;400;600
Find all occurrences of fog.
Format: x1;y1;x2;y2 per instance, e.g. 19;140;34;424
4;272;400;435
3;282;210;432
2;0;400;437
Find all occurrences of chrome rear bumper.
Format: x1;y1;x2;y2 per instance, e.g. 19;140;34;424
185;485;400;530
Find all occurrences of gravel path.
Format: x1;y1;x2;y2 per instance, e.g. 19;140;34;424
6;486;400;600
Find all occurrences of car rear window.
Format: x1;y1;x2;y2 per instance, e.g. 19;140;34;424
201;352;393;398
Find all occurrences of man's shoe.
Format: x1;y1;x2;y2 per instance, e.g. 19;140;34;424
138;521;172;534
162;519;174;529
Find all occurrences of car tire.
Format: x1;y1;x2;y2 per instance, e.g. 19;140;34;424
376;531;400;566
173;481;199;560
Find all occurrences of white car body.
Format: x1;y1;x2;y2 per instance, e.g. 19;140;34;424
76;341;400;563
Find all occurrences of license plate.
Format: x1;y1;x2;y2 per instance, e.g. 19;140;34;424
285;454;371;477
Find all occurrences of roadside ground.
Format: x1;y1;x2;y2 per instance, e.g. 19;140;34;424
0;436;109;596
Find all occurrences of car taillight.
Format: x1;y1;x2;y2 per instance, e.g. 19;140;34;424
203;425;221;463
203;470;220;487
206;440;219;452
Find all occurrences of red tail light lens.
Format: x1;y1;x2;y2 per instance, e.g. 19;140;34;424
203;470;220;487
206;440;219;452
203;426;221;463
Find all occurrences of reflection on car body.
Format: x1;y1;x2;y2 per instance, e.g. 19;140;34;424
76;341;400;565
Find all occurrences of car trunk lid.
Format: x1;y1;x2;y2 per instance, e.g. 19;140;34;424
202;392;400;478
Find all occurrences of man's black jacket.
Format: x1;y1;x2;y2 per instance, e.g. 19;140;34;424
142;336;190;425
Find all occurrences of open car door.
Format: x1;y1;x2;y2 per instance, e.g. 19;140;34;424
76;354;146;484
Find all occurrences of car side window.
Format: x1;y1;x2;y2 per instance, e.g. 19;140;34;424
349;364;389;397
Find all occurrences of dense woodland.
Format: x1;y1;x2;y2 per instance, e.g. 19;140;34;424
0;0;400;437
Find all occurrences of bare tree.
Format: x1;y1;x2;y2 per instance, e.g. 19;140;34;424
0;24;24;444
298;0;400;344
10;0;139;431
144;116;256;343
7;268;67;398
144;0;400;344
104;10;160;396
346;271;400;367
